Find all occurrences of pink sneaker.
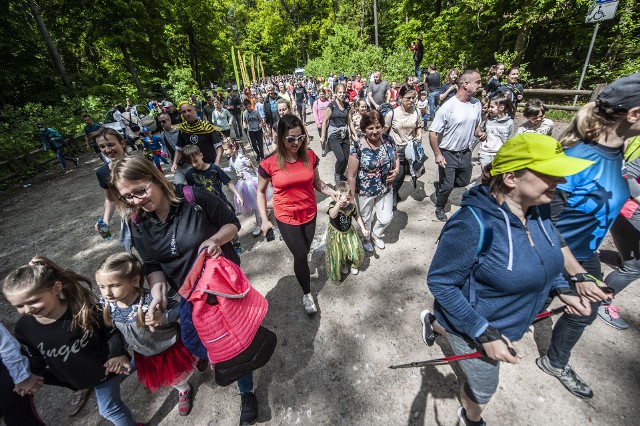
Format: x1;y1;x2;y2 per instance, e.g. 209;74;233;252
178;383;193;416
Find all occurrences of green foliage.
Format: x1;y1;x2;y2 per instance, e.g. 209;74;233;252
165;68;201;103
493;50;530;82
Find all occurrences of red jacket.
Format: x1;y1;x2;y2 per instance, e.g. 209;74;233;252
179;252;268;363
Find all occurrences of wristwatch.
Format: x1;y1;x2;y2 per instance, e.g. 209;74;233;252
569;273;598;284
474;325;502;345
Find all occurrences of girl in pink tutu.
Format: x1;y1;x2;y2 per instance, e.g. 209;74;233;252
95;253;196;416
222;138;272;237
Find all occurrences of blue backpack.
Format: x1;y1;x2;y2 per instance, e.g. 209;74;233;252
437;206;493;308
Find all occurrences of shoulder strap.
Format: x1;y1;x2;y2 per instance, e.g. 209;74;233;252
467;206;493;307
182;185;204;213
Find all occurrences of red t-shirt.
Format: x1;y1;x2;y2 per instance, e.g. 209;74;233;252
259;149;319;225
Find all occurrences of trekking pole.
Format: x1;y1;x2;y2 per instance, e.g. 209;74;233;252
388;305;566;369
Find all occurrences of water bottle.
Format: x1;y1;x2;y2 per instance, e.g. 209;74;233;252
97;218;112;240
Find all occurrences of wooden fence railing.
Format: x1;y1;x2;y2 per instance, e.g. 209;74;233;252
0;135;84;185
520;83;607;111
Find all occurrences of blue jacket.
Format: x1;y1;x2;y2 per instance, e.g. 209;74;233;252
427;185;569;342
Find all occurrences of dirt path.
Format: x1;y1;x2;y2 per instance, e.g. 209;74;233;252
1;117;639;426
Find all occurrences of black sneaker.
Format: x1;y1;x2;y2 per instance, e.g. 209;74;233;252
457;406;486;426
435;208;447;222
239;392;258;425
536;356;593;399
420;309;439;346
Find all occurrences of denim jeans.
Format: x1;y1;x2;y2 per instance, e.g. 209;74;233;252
414;62;422;80
604;215;640;294
237;372;254;394
428;91;440;121
547;253;602;369
94;374;136;426
54;147;76;171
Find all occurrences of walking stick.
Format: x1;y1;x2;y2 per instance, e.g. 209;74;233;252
388;306;566;369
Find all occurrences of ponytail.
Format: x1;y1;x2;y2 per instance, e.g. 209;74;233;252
3;256;99;332
559;101;627;148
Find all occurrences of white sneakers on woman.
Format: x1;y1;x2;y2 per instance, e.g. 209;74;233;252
302;293;317;314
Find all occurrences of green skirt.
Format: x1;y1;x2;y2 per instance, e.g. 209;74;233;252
326;224;365;282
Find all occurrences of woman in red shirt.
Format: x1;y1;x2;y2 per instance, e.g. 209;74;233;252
257;114;338;314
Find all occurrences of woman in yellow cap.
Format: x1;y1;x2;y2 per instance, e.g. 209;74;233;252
423;134;593;426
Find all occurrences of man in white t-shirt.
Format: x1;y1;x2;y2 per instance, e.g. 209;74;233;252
428;70;486;221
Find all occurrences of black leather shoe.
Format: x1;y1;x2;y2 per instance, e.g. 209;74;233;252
435;208;447;222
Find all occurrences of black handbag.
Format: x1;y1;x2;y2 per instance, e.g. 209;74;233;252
213;325;277;386
123;114;141;132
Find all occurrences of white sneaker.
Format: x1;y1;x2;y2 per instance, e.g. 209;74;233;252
252;227;261;237
302;293;317;314
350;267;359;275
340;265;349;275
372;235;385;249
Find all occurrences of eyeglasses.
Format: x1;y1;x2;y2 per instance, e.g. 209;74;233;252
285;134;306;144
159;119;169;123
119;181;152;202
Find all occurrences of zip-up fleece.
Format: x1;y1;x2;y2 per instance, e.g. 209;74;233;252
427;185;569;341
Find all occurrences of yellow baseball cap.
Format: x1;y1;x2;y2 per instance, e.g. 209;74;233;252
491;134;595;177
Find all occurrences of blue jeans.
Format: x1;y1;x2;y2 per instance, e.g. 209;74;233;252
237;372;254;394
54;147;76;171
428;91;440;121
95;374;136;426
547;253;602;369
308;95;316;109
414;62;422;80
421;112;429;129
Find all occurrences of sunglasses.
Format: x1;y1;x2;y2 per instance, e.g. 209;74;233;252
285;134;306;144
118;181;152;203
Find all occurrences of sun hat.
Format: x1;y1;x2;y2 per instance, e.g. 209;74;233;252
491;134;594;177
597;73;640;111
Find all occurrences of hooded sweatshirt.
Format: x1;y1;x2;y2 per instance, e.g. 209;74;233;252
427;185;569;341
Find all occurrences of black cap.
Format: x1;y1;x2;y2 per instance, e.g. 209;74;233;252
597;73;640;111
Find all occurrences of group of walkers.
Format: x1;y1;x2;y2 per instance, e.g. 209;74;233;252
5;59;640;426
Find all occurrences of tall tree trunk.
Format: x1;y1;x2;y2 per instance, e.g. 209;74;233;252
373;0;379;47
513;22;531;66
360;0;365;39
0;89;6;108
188;23;200;85
434;0;441;17
120;43;144;95
25;0;73;91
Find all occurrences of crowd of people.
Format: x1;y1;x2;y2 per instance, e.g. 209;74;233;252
3;58;640;426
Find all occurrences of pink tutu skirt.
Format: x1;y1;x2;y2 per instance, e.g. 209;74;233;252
234;176;272;215
133;337;196;392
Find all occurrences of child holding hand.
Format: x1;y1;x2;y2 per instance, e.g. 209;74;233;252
326;181;368;282
2;256;137;426
96;253;196;416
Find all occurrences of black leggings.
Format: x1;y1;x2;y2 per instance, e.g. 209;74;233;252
328;133;350;179
276;216;317;294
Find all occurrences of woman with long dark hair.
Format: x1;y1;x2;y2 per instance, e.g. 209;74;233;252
320;84;352;183
257;115;338;314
